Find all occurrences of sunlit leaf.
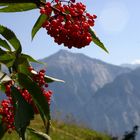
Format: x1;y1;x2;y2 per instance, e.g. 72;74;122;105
0;25;22;53
18;63;31;75
0;38;11;51
0;3;7;6
0;53;15;61
12;54;30;72
44;75;65;83
27;128;51;140
0;48;6;55
21;53;44;64
32;14;48;40
89;28;108;53
0;59;15;68
0;53;15;67
15;54;30;66
0;0;40;3
0;83;6;92
0;3;37;12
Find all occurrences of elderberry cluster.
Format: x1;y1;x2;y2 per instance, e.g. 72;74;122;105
40;0;97;48
28;67;53;105
0;99;14;133
0;68;53;133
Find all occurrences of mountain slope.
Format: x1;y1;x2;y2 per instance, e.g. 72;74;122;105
121;63;140;70
35;50;130;120
85;68;140;138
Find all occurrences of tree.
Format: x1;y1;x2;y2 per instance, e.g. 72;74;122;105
122;125;139;140
0;0;107;139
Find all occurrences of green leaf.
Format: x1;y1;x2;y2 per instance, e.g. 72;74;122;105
44;75;65;83
27;128;51;140
17;73;50;121
18;63;31;75
0;53;15;67
0;116;6;139
0;38;11;51
0;25;22;53
21;53;44;64
89;28;109;53
0;48;6;55
0;3;37;12
0;0;41;4
41;0;46;2
0;0;38;2
32;14;48;40
0;53;15;61
0;3;7;6
0;116;2;124
0;83;6;92
1;59;15;68
12;53;30;72
11;86;34;139
14;54;30;66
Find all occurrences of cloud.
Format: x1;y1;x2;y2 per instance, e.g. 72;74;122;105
131;59;140;65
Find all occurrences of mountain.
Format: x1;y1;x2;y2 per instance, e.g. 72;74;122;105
121;63;140;70
35;50;130;120
85;67;140;139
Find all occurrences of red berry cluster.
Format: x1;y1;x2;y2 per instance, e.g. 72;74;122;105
29;67;53;105
0;81;15;133
0;68;53;133
0;99;14;133
40;0;97;48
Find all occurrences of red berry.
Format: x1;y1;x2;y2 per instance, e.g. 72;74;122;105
0;68;53;133
40;8;45;14
93;14;97;19
55;0;59;2
70;0;75;3
28;66;33;71
40;1;97;48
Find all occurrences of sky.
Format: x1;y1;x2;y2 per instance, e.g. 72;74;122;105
0;0;140;65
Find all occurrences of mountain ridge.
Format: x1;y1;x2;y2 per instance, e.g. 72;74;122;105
84;67;140;139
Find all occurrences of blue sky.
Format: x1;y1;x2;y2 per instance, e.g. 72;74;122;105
0;0;140;65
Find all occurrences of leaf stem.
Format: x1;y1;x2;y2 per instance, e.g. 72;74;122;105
40;1;67;16
20;136;25;140
46;120;51;134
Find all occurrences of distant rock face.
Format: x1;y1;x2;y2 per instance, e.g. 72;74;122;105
33;50;136;134
38;50;130;118
121;63;140;70
84;68;140;139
